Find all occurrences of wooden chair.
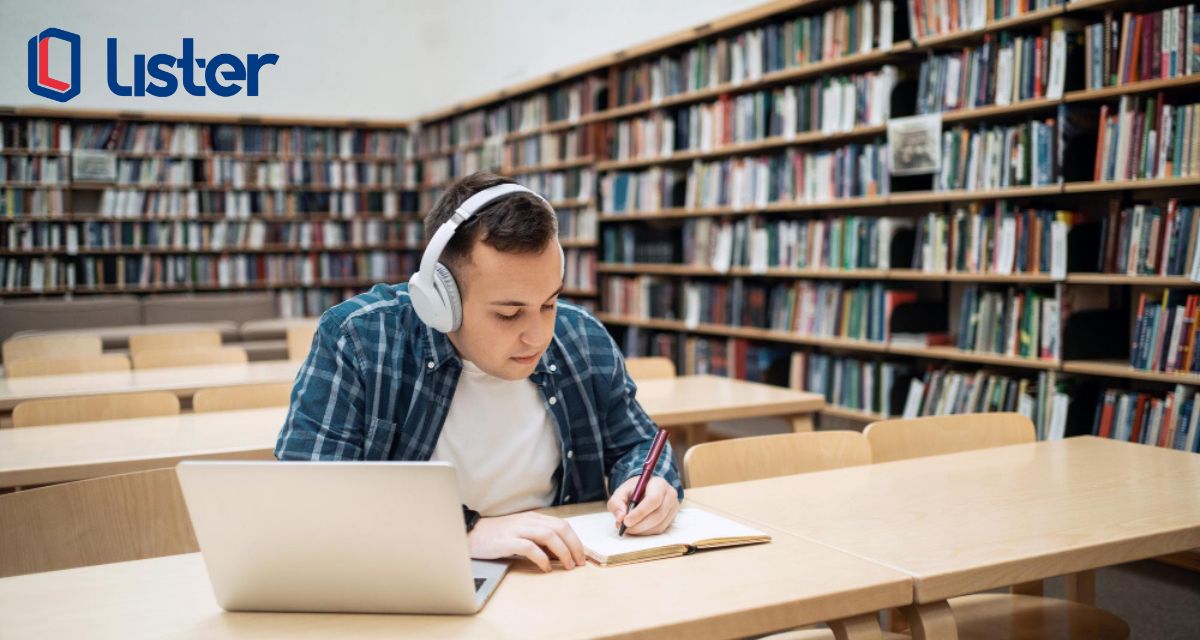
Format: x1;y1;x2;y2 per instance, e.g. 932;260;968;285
682;430;904;640
683;431;871;488
12;391;181;428
0;468;198;578
132;346;249;370
625;356;676;381
286;324;318;360
192;382;293;413
864;413;1130;640
128;329;222;355
2;334;102;363
5;354;131;378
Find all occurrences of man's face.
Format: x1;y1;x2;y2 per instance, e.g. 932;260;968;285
446;239;563;381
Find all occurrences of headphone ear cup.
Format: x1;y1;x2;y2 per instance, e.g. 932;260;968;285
434;263;463;332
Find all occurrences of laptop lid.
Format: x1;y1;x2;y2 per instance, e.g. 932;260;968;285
176;460;506;614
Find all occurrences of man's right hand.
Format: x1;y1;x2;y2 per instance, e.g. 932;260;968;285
467;512;586;572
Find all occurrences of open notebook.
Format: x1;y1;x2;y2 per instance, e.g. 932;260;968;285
565;507;771;566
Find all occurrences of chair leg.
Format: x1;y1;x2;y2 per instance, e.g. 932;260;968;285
900;602;958;640
791;414;815;432
1066;570;1096;605
1011;580;1044;597
829;613;883;640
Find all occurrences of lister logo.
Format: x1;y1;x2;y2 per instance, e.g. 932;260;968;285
27;28;81;103
107;38;280;97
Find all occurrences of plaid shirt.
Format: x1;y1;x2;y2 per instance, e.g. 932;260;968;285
276;283;683;506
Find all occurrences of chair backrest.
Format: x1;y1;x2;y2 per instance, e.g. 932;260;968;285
286;324;318;361
12;391;182;428
625;356;676;381
863;413;1036;464
683;431;872;488
0;468;198;578
128;330;222;355
132;346;249;370
6;355;131;378
192;383;294;413
2;334;103;364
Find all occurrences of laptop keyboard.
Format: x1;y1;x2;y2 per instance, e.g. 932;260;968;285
473;577;486;592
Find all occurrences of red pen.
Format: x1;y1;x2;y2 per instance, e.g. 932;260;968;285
618;428;670;537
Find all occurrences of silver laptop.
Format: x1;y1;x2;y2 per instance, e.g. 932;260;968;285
175;460;509;614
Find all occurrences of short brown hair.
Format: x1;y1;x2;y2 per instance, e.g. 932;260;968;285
424;172;558;285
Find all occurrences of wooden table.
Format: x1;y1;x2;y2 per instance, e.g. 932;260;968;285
686;437;1200;639
0;360;301;411
0;503;911;639
634;375;824;448
0;407;285;488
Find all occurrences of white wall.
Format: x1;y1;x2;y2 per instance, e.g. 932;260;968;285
0;0;767;121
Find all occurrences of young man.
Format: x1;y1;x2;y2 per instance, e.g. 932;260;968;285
276;172;683;572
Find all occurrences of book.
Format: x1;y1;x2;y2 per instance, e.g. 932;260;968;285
565;508;771;566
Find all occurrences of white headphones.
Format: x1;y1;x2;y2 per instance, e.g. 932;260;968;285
408;182;564;333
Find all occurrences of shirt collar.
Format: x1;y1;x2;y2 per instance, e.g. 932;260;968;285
420;323;562;379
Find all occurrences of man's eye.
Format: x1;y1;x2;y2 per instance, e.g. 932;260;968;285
496;312;520;322
542;302;557;311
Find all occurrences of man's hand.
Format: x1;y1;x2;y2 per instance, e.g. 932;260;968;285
467;512;586;572
607;475;680;535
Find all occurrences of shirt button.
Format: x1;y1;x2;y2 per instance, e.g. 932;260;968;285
548;397;557;405
563;495;571;502
567;450;574;459
426;361;434;369
549;364;557;372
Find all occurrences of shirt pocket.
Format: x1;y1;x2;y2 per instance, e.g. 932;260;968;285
364;417;400;460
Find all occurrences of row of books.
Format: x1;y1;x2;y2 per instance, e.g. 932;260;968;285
600;143;891;212
520;168;595;203
1093;97;1200;182
1095;200;1200;277
97;188;417;218
911;205;1075;275
1082;7;1200;90
1130;290;1200;374
556;207;598;242
0;119;72;152
0;187;65;215
789;351;910;416
902;366;1063;439
1;157;66;184
679;215;909;271
906;0;1060;40
109;158;415;189
503;129;594;170
1092;384;1200;451
916;28;1067;115
956;285;1061;360
614;0;895;107
422;147;498;187
937;118;1061;191
416;77;608;152
1;219;425;253
0;252;415;292
564;249;597;292
71;122;414;158
605;67;897;161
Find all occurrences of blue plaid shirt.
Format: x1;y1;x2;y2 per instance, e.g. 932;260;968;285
276;283;683;506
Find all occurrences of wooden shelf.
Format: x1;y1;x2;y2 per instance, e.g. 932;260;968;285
3;213;421;223
1063;177;1200;193
595;313;891;354
0;181;68;189
1061;360;1200;385
0;278;393;296
0;244;420;256
558;239;597;249
0;149;68;156
1066;274;1200;287
889;185;1064;204
913;5;1066;48
938;96;1062;124
1064;74;1200;103
594;125;886;172
547;198;593;209
886;269;1059;283
597;263;1056;283
0;105;411;128
597;196;889;221
70;181;417;193
888;345;1062;370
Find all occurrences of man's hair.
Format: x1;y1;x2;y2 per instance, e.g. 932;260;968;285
424;172;558;286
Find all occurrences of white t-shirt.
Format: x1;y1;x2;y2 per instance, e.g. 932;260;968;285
431;359;561;516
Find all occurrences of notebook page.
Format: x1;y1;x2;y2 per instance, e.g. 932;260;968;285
565;508;768;560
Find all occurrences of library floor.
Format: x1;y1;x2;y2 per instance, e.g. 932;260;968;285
1080;561;1200;640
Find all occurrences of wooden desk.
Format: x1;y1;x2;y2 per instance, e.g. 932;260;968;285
0;407;285;488
0;504;911;639
0;360;301;411
634;375;824;447
687;437;1200;639
0;376;821;488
